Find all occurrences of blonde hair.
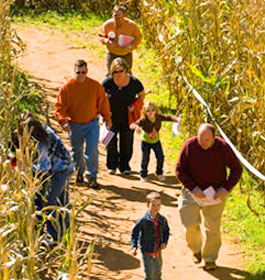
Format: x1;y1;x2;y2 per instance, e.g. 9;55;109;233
142;101;160;118
146;191;161;205
110;57;129;75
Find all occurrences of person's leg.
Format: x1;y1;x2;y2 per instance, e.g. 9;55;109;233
154;253;162;280
201;200;226;263
106;126;119;171
46;164;73;241
178;188;202;255
119;127;134;173
140;141;151;178
57;164;74;239
122;52;133;74
68;122;85;177
142;253;155;280
106;52;117;76
152;141;164;175
84;118;99;179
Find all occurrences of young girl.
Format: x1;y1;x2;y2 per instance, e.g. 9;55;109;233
130;101;180;181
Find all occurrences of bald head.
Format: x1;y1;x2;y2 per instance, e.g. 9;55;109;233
198;123;215;150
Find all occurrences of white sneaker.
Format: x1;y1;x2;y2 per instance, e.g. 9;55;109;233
140;176;148;182
108;169;116;175
156;174;165;181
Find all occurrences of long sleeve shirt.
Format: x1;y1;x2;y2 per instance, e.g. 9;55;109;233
33;125;73;177
134;114;179;144
55;77;111;127
131;212;170;253
99;17;142;56
176;136;243;192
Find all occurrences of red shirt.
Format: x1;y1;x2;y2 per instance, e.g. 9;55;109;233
145;215;160;258
176;136;242;191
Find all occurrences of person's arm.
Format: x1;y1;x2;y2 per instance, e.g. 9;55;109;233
175;141;197;191
162;218;170;248
55;85;69;131
98;22;109;45
131;218;142;255
160;115;180;123
223;144;243;191
129;118;143;134
129;23;142;50
97;85;112;129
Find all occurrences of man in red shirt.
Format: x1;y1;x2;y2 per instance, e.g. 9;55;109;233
176;123;242;270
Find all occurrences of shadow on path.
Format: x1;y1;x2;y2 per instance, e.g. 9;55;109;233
206;265;257;280
94;244;140;271
101;184;177;207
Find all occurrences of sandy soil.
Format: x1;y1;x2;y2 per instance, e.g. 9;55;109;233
15;24;250;280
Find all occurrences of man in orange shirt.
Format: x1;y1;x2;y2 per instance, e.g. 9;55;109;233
55;59;112;189
98;5;142;75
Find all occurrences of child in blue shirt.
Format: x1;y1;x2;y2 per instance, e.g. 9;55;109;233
131;192;170;280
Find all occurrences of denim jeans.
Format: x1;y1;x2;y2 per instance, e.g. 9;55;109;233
46;163;74;241
140;140;164;178
107;125;134;172
69;118;99;179
142;253;162;280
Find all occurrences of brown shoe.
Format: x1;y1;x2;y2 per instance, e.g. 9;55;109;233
192;252;202;264
204;262;217;271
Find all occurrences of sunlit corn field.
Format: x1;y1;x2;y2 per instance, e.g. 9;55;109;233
1;0;265;278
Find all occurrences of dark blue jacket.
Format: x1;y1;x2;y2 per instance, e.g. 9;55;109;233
131;212;170;253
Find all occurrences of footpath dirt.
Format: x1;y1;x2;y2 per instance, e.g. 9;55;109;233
15;25;250;280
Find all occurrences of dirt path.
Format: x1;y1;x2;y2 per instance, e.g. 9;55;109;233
15;24;250;280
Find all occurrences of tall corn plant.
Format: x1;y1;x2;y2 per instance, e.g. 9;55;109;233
1;1;94;279
140;0;265;178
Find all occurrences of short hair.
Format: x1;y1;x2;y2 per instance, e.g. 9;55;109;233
198;123;215;136
113;5;126;14
75;59;87;68
146;192;161;204
110;57;129;75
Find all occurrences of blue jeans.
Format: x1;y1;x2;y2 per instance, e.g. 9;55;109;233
69;118;99;179
140;141;164;178
46;163;74;241
142;253;162;280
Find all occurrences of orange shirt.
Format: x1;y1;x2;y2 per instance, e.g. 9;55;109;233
55;77;111;126
99;17;142;56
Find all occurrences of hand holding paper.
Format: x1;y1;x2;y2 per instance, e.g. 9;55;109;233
191;186;222;206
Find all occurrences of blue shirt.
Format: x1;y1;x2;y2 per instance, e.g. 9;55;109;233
33;125;72;176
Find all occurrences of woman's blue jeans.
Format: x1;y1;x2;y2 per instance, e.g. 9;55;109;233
69;118;99;179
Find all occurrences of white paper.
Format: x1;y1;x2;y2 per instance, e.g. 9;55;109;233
118;34;134;47
99;124;115;147
172;122;180;137
191;186;222;206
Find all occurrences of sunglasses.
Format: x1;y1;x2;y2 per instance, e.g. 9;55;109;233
76;71;87;74
145;109;155;113
113;69;124;74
